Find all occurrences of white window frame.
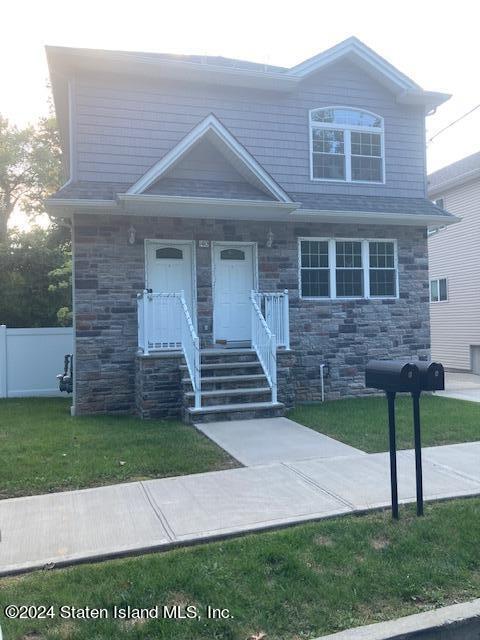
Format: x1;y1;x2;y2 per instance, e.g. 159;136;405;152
430;277;448;303
309;106;385;184
298;237;399;300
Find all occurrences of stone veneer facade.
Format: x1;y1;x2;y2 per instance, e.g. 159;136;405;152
73;212;430;416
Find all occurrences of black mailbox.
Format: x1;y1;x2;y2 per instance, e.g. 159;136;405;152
365;360;420;392
416;361;445;391
365;358;445;520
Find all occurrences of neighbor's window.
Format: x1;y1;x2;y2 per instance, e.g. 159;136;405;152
430;277;448;302
310;107;384;183
299;238;397;299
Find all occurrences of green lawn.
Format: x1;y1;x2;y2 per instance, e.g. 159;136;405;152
0;398;237;499
289;395;480;453
1;498;479;639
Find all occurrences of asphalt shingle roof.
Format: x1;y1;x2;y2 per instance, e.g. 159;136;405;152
51;180;453;219
428;151;480;191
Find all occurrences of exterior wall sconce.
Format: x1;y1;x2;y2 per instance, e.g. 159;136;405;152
127;225;136;245
266;229;274;248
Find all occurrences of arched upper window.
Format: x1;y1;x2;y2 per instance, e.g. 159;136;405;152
220;248;245;261
310;107;384;183
156;247;183;259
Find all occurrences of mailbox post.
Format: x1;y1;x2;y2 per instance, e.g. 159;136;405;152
410;362;445;516
365;361;420;520
365;359;444;520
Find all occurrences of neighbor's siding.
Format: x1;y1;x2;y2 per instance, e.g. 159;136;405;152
72;60;426;198
429;179;480;369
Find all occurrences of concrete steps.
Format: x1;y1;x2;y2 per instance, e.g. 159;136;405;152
186;401;285;423
182;348;284;423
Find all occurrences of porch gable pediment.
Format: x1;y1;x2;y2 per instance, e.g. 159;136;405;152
126;114;292;203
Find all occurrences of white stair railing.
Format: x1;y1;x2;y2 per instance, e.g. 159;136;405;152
254;290;290;349
178;291;201;409
137;290;201;408
251;291;277;403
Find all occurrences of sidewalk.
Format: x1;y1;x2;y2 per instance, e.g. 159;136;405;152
1;441;479;576
435;371;480;403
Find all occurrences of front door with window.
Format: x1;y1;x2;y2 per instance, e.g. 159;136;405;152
145;241;195;346
213;243;255;343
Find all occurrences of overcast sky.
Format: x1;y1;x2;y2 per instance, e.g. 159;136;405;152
2;0;479;226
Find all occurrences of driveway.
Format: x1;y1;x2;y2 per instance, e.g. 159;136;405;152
195;417;365;465
435;371;480;403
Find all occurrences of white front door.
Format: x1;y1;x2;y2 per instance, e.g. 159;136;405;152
213;243;255;342
146;241;194;310
145;241;195;347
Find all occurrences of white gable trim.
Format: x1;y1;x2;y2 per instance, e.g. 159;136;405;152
291;37;419;93
126;114;293;203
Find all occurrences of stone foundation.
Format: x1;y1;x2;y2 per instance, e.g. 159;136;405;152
135;353;183;419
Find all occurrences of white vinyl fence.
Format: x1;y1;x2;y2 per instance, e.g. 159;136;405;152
0;325;74;398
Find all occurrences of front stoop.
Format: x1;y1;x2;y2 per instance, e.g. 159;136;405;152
135;348;295;422
182;348;286;424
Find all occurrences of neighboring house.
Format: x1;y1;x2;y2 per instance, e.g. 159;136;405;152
428;152;480;372
45;37;455;421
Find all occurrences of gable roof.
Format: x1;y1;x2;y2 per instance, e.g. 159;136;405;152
46;37;450;110
428;151;480;196
127;114;292;202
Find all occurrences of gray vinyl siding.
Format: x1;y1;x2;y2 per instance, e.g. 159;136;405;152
429;179;480;370
72;59;427;198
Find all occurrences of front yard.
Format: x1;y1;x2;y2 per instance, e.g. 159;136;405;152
0;398;237;499
289;394;480;452
1;394;479;499
1;497;479;639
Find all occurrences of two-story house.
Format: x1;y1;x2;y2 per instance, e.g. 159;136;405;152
46;37;455;422
428;151;480;372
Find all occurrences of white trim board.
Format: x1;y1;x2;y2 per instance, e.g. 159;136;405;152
127;114;292;203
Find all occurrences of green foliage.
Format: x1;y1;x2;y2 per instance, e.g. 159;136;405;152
0;225;72;327
0;114;64;237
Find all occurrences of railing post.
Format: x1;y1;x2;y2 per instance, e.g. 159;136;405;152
143;290;150;355
271;332;277;403
283;289;290;350
194;335;201;409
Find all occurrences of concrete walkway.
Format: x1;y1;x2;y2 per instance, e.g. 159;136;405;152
196;417;365;465
1;441;479;576
435;371;480;402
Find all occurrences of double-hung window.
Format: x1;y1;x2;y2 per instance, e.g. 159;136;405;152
299;238;397;299
369;241;396;297
430;278;447;302
336;241;363;297
300;240;330;298
310;107;384;183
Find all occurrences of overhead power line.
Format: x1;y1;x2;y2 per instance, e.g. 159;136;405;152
428;103;480;143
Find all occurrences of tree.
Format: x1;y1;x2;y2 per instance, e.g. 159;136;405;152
0;226;72;327
0;115;63;238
